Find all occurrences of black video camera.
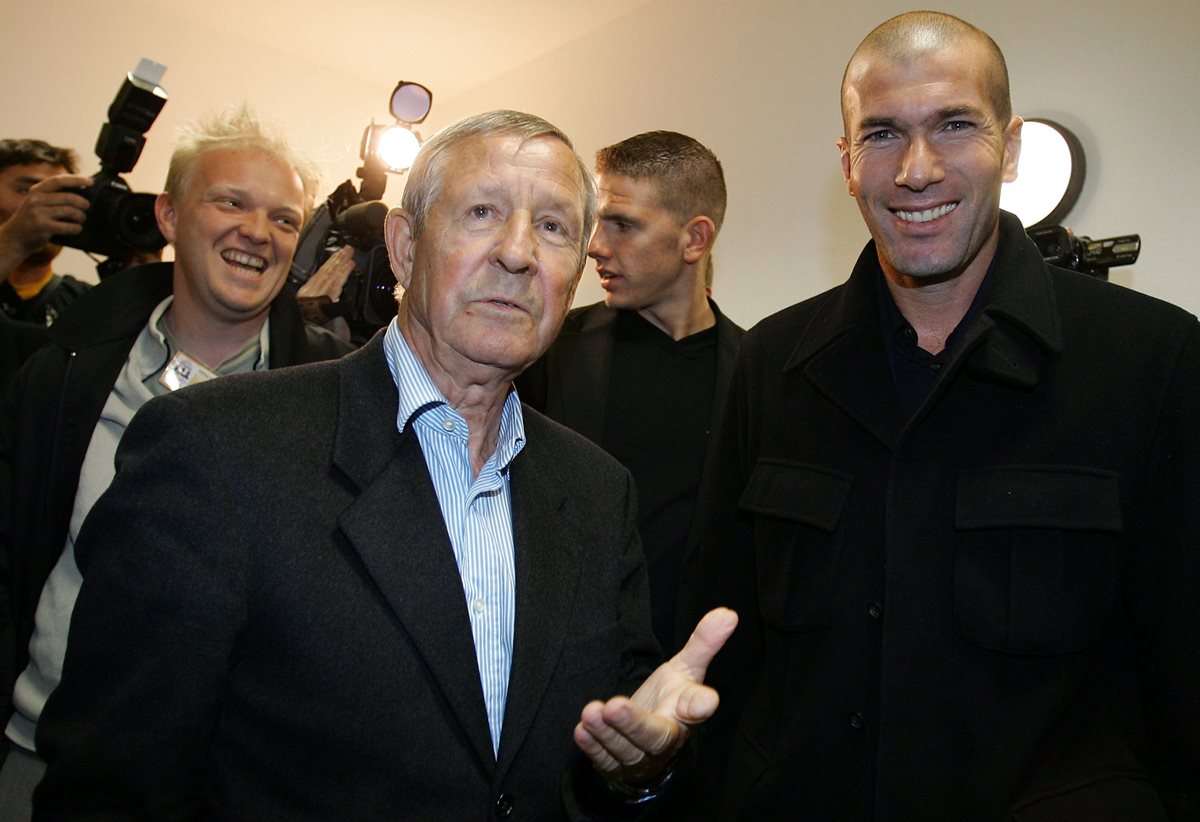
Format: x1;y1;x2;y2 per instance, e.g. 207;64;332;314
1027;226;1141;280
54;59;168;278
288;180;397;343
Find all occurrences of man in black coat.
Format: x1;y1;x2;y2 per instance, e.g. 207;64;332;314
519;132;743;652
0;107;352;815
32;110;736;819
680;11;1199;819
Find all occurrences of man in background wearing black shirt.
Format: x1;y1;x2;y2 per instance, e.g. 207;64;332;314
519;131;743;652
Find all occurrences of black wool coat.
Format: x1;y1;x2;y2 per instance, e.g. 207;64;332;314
680;212;1200;819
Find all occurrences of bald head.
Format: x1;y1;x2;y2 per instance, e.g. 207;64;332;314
841;12;1011;135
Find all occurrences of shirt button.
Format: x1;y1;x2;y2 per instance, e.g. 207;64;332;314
867;602;882;619
849;712;865;730
441;418;456;431
929;361;942;371
495;793;514;818
472;597;486;614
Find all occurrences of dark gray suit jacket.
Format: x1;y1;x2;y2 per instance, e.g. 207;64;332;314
34;334;660;820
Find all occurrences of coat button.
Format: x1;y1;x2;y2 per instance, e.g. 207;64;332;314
495;793;515;818
849;712;865;730
867;602;882;619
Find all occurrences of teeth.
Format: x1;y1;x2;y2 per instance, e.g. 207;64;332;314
895;203;957;223
222;250;266;272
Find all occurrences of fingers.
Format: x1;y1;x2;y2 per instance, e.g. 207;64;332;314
2;175;93;247
670;680;720;725
29;175;93;220
35;174;93;196
297;245;356;300
574;696;681;777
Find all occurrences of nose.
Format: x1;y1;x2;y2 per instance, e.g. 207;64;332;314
895;136;944;191
587;226;608;262
494;215;535;275
240;209;271;244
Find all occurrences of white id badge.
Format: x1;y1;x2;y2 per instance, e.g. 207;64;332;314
158;351;218;392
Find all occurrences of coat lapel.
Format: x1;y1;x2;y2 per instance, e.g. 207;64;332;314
786;247;906;450
795;213;1064;443
547;308;615;444
494;424;582;773
331;337;497;771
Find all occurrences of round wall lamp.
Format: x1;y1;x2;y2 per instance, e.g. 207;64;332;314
999;118;1086;229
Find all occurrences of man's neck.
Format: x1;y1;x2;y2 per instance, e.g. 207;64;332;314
635;279;716;341
162;302;267;369
883;244;996;356
397;313;512;479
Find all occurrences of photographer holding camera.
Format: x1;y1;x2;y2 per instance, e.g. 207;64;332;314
0;140;92;327
0;105;352;818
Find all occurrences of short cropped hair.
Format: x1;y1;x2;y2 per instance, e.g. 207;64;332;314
595;131;727;233
402;110;596;263
842;11;1012;130
164;105;321;216
0;139;79;175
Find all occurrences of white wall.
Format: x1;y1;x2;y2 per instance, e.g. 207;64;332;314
4;0;1197;327
433;0;1200;326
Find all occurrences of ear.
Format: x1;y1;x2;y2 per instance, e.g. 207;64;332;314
154;193;178;245
681;216;716;266
837;137;855;194
1001;116;1023;184
385;207;417;290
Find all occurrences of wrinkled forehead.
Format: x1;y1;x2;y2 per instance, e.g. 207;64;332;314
842;43;994;129
449;134;585;208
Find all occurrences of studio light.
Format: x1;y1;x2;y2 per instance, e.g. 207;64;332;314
1000;118;1085;229
374;125;421;172
356;80;434;200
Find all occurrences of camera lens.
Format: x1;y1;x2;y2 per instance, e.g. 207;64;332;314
115;192;166;250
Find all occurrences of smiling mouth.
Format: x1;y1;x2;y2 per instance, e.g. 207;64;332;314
894;203;958;223
221;249;268;275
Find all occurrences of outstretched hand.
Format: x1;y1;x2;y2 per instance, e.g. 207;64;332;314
573;607;737;787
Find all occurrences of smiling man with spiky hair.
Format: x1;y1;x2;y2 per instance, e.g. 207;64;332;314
0;106;351;819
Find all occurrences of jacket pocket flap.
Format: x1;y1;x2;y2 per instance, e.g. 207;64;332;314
957;466;1122;531
740;460;852;532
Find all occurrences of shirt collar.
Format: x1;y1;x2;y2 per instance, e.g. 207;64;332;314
146;295;271;372
382;318;526;470
876;254;997;357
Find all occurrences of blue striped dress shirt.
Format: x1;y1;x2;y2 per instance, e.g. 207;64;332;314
382;319;523;756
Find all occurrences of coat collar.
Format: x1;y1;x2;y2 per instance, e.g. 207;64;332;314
48;262;174;349
550;299;742;443
782;211;1064;448
46;261;334;368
